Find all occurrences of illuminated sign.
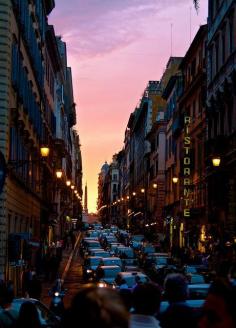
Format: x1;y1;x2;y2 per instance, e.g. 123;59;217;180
183;116;191;217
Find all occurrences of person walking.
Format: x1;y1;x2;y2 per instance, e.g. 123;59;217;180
27;273;42;300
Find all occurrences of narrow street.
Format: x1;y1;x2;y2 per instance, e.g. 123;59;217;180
41;235;84;309
62;245;84;308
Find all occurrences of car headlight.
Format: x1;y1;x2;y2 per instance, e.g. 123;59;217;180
98;282;106;288
87;269;92;273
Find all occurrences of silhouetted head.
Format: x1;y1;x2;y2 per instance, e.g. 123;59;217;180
132;282;161;315
164;273;189;303
62;284;129;328
17;302;41;328
199;278;236;328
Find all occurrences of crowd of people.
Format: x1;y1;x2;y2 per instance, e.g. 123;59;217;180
60;272;236;328
1;272;235;327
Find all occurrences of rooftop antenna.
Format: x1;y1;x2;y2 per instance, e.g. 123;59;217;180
170;23;173;56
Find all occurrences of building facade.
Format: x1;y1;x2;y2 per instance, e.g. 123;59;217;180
0;0;82;291
206;0;236;244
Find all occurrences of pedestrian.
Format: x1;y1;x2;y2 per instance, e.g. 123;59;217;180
132;276;142;291
159;273;197;328
16;302;41;328
27;273;42;300
61;284;129;328
0;282;18;328
70;231;76;250
21;266;33;297
130;282;161;328
198;278;236;328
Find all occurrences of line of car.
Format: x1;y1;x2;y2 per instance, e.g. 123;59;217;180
81;224;211;312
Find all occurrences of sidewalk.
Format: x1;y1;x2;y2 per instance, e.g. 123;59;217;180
41;231;82;306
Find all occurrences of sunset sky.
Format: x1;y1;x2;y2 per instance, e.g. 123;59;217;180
49;0;208;212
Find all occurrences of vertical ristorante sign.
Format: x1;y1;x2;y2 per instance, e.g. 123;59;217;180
183;116;191;217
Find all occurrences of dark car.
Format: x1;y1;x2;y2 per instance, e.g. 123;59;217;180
11;298;60;327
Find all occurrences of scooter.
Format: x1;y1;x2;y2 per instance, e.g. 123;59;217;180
49;279;66;317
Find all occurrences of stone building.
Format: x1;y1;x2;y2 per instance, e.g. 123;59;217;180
206;0;236;243
0;0;81;292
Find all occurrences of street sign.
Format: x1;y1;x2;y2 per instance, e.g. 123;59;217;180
0;151;6;194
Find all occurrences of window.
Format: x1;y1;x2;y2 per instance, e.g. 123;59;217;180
198;92;202;115
191;58;196;77
229;17;234;54
192;100;196;119
113;174;117;181
156;135;159;148
215;38;219;73
209;46;213;81
221;29;226;64
113;184;117;192
169;136;172;158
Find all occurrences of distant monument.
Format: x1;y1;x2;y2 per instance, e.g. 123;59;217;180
84;182;88;214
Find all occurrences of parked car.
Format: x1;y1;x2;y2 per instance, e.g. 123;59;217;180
11;298;60;327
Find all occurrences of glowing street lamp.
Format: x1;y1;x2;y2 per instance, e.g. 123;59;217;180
212;156;221;167
132;192;136;196
141;188;145;193
66;180;71;187
40;146;50;158
55;169;63;179
172;176;179;184
153;183;157;189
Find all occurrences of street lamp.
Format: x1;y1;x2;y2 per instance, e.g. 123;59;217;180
71;185;75;190
172;176;179;184
55;169;63;179
153;183;157;189
212;156;221;167
141;188;145;193
40;146;50;158
66;180;71;187
132;192;136;196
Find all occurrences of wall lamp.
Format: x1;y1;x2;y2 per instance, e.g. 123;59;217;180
8;145;50;169
55;169;63;179
212;156;221;167
40;146;50;158
172;177;179;184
